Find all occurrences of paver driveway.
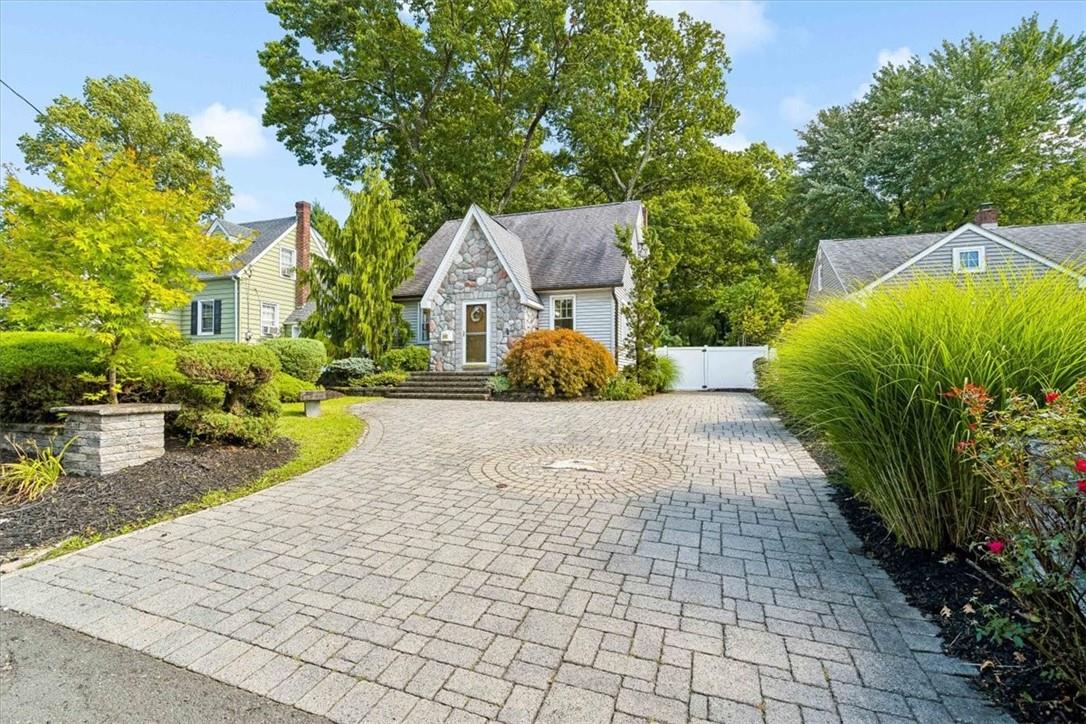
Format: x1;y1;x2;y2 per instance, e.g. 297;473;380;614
0;394;1008;723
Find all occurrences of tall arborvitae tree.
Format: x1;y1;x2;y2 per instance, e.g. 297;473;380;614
616;225;675;381
302;171;418;358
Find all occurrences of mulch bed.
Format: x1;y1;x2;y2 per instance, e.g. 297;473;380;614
0;435;297;562
762;398;1084;722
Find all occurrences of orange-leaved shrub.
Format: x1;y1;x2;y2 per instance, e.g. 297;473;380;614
504;329;616;398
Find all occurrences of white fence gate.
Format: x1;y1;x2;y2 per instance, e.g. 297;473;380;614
657;346;770;390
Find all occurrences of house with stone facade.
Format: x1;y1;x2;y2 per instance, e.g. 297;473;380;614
158;201;328;342
806;205;1086;312
392;201;644;371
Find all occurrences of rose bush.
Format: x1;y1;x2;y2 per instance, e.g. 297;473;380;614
952;380;1086;697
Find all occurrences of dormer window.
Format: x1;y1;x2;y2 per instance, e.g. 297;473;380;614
280;247;296;279
953;246;986;273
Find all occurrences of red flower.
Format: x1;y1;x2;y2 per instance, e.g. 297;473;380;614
986;539;1005;555
1077;458;1086;474
956;440;975;453
1044;390;1060;404
1078;480;1086;494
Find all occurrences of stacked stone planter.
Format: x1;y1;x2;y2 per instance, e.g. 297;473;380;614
1;404;179;477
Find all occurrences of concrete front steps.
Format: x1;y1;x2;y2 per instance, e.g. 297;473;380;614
383;370;491;400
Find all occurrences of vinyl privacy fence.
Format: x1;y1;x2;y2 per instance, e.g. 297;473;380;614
656;346;770;390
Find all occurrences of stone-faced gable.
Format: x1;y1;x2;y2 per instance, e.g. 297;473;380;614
428;219;538;370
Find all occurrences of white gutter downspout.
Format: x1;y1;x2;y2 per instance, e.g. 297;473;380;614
233;277;241;342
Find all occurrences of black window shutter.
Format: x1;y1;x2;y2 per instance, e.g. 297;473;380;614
213;300;222;334
190;301;198;335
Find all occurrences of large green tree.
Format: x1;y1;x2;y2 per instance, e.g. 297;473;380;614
0;144;237;401
260;0;736;233
783;16;1086;264
302;171;418;357
18;75;233;218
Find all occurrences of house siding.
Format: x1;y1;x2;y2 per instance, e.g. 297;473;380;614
615;263;634;368
178;278;237;342
891;229;1052;284
400;299;422;345
540;289;615;354
237;233;299;342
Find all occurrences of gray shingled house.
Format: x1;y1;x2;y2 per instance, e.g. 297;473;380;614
806;206;1086;312
392;201;644;371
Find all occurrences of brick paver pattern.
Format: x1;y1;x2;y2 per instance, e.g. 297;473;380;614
0;394;1010;723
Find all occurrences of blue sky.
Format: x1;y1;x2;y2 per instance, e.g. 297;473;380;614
1;1;1083;222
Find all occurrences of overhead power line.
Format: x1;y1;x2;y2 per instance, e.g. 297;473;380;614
1;78;82;143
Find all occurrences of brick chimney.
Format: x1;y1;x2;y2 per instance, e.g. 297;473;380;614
974;203;998;228
294;201;311;306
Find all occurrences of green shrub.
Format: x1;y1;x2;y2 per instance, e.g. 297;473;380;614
274;371;318;403
378;346;430;372
598;376;644;401
641;355;680;393
351;370;408;387
505;329;617;398
174;342;281;446
318;357;376;387
116;345;185;403
262;338;327;383
0;331;104;422
955;380;1086;696
486;374;511;394
765;273;1086;550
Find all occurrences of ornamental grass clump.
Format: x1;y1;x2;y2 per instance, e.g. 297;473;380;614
953;381;1086;698
765;272;1086;550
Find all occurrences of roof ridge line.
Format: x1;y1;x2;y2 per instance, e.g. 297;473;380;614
495;199;640;219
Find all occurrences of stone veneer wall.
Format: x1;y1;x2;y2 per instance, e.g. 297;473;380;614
428;222;537;370
0;422;70;454
1;404;178;477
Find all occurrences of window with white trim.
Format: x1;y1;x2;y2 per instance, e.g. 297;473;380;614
420;308;431;342
953;246;986;273
552;296;574;330
279;247;296;279
261;303;280;337
197;300;215;336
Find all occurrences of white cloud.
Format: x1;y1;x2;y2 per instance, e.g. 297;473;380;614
651;0;775;54
779;95;815;127
855;46;914;99
877;46;913;69
715;131;752;152
191;103;267;158
230;192;263;215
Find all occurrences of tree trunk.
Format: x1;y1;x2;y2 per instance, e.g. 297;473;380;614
223;383;244;416
107;366;118;405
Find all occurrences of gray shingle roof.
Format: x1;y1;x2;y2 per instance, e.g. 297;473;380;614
820;222;1086;289
394;201;641;298
200;216;297;279
284;299;315;325
473;206;540;305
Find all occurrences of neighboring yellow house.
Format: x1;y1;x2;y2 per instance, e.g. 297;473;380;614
162;201;327;342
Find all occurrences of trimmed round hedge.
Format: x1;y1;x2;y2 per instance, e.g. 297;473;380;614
504;329;616;398
175;342;281;446
0;331;103;422
261;338;327;383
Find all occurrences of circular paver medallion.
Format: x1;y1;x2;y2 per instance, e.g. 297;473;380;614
468;445;685;500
